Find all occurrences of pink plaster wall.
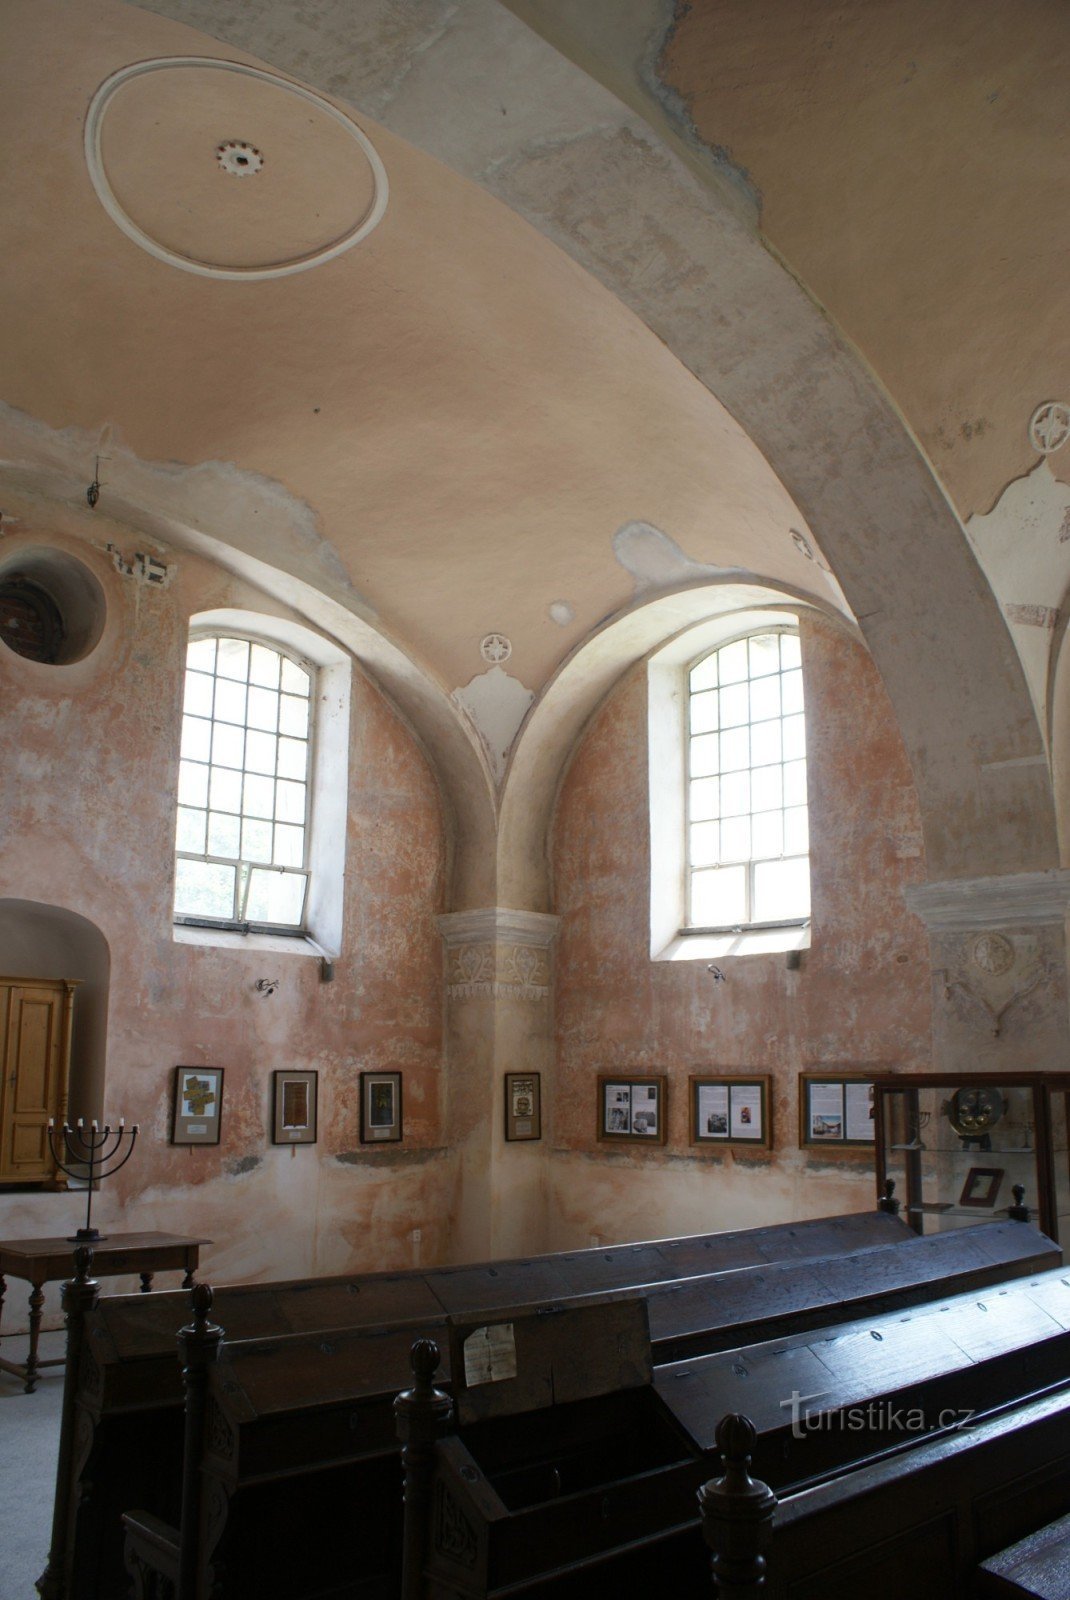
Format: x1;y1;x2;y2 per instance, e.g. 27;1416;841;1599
548;612;932;1246
0;512;448;1309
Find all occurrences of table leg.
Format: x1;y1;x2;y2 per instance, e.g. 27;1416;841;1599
25;1282;44;1393
0;1273;6;1342
139;1272;154;1293
182;1257;196;1289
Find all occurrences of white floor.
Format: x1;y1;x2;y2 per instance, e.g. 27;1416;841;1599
0;1329;64;1600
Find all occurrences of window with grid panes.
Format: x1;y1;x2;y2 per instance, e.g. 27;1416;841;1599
687;629;810;929
173;635;314;931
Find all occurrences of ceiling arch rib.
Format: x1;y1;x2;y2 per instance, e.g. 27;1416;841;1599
134;0;1058;884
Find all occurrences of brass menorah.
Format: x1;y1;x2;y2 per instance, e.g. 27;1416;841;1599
46;1117;139;1242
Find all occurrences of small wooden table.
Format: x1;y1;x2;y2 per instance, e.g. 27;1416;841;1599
0;1231;209;1392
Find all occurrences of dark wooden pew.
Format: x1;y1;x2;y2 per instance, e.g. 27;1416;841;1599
410;1266;1070;1599
46;1208;910;1599
119;1223;1058;1600
49;1211;1057;1599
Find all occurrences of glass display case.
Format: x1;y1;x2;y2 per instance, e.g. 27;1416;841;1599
874;1073;1070;1244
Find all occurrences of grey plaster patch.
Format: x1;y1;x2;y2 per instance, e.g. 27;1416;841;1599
549;599;574;625
453;665;535;784
227;1154;261;1177
335;1145;447;1167
966;460;1070;734
0;402;356;598
612;519;736;592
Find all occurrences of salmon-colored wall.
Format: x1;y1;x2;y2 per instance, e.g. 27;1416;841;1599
547;612;932;1246
0;509;448;1313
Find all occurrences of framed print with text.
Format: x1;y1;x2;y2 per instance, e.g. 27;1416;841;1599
800;1074;875;1147
690;1075;772;1148
272;1069;318;1145
597;1075;667;1145
172;1066;224;1146
360;1071;403;1144
504;1072;541;1141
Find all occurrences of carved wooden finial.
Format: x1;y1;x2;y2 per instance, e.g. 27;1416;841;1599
698;1412;777;1597
410;1337;441;1391
716;1412;757;1467
73;1244;95;1282
877;1178;900;1215
190;1281;214;1325
1008;1183;1030;1222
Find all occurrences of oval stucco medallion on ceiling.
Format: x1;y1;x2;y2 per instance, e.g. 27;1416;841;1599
84;57;388;280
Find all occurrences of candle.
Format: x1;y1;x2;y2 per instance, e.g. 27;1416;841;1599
47;1117;54;1128
119;1117;125;1128
91;1120;98;1131
77;1117;83;1128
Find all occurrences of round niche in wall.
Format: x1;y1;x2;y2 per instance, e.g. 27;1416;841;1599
0;549;107;665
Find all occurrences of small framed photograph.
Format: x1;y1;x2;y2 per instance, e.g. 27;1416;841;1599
504;1073;541;1142
800;1074;876;1148
172;1066;224;1146
959;1166;1004;1209
690;1076;772;1148
361;1071;403;1143
272;1070;318;1145
597;1075;667;1145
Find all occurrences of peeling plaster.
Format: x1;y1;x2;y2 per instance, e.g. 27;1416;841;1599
966;460;1070;737
453;665;535;784
612;519;737;592
0;402;357;600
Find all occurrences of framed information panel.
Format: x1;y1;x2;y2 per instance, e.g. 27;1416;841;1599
690;1075;772;1149
800;1073;875;1147
597;1075;667;1145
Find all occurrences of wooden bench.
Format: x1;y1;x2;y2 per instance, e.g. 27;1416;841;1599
977;1514;1070;1598
44;1209;1055;1599
122;1226;1060;1600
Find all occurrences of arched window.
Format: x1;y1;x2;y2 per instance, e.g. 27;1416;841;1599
686;628;809;929
173;633;315;932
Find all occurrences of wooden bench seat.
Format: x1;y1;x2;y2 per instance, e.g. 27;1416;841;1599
978;1514;1070;1598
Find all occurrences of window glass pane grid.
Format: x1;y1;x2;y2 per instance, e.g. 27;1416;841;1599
173;636;313;929
686;630;809;927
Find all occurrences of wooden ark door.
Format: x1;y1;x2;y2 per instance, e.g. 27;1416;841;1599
0;978;75;1184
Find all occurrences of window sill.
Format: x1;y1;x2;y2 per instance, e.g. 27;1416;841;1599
173;925;334;959
655;923;811;961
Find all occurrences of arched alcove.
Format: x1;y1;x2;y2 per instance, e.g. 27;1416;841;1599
0;901;110;1123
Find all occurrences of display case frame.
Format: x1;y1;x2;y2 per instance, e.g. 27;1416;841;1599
873;1072;1070;1243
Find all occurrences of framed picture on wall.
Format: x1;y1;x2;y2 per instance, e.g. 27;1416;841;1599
799;1074;876;1147
690;1075;772;1148
597;1075;667;1145
504;1072;541;1141
272;1070;318;1145
360;1071;403;1143
172;1066;224;1146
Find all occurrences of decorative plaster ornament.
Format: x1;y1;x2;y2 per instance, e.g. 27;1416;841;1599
84;58;388;281
217;141;263;177
1029;402;1070;455
480;634;512;665
969;932;1014;976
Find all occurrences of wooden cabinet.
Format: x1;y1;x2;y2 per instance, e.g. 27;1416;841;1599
0;976;78;1185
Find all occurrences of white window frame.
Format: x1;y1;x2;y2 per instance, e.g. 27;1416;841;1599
648;609;812;962
172;609;350;958
174;631;316;935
